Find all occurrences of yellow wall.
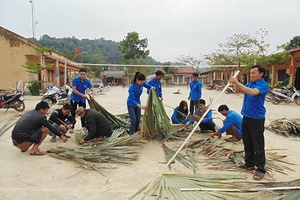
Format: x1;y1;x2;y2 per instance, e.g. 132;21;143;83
0;32;40;92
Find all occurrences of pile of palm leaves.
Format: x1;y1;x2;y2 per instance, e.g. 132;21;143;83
130;173;300;200
141;89;176;140
267;118;300;137
189;138;294;175
47;135;143;165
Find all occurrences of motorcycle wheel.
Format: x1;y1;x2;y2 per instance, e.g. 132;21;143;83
294;96;300;105
14;99;25;112
271;97;281;105
44;98;53;107
265;93;273;102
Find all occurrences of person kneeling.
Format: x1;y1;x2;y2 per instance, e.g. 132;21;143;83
211;104;242;142
76;107;112;144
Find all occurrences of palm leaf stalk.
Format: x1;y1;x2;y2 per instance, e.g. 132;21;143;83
141;89;176;140
267;118;300;137
162;143;198;173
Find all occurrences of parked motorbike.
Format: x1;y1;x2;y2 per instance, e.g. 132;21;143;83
0;93;25;112
225;85;235;94
42;85;72;107
270;86;300;105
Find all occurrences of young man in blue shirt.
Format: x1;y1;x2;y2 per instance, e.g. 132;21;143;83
211;104;242;142
70;68;94;123
185;99;215;132
188;73;202;115
230;65;269;181
147;70;164;100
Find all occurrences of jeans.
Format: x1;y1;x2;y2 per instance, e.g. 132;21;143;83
127;105;141;135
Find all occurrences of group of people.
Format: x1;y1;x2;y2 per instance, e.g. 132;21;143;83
170;66;269;181
11;65;269;181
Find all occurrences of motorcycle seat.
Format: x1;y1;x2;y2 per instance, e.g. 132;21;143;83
1;94;18;100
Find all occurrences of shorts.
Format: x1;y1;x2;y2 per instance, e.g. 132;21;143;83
12;128;42;145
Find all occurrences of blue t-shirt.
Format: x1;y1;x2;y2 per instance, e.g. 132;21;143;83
241;78;269;119
127;82;151;108
189;108;215;126
147;78;163;98
189;80;202;100
70;76;93;103
171;106;188;124
218;110;243;137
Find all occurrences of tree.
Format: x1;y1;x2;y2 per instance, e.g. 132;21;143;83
118;31;150;63
177;55;203;71
205;29;271;69
284;35;300;50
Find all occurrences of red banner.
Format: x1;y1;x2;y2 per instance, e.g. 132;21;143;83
289;65;294;75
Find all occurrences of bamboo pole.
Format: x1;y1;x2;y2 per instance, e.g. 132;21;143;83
143;71;240;193
180;186;300;192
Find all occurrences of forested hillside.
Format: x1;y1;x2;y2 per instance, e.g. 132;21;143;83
34;34;159;64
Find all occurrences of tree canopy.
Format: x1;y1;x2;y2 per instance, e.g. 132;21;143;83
118;31;150;63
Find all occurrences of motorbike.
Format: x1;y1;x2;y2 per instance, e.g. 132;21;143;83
270;86;300;105
0;93;25;112
42;85;72;107
225;85;235;94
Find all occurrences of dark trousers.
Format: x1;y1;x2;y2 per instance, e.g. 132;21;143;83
128;105;141;135
70;100;86;127
199;122;216;132
189;100;198;115
242;116;266;173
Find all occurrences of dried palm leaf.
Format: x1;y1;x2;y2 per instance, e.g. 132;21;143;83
87;97;126;129
141;89;176;140
48;135;143;165
267;118;300;137
130;173;247;200
162;143;198;173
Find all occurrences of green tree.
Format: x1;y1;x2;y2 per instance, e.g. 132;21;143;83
118;31;150;63
284;35;300;50
177;55;203;71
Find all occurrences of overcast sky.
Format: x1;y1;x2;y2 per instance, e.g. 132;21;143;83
1;0;300;63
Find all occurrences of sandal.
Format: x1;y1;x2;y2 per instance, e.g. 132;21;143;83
30;151;47;156
253;171;265;181
225;137;240;142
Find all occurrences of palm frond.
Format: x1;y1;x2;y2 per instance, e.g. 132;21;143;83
267;118;300;137
141;89;176;140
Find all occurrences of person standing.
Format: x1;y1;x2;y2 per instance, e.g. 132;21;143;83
211;104;242;142
70;68;94;125
147;70;164;100
11;101;67;156
75;107;112;144
127;72;151;135
188;73;202;115
48;104;76;142
229;65;269;181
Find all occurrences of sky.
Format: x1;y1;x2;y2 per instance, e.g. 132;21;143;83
1;0;300;63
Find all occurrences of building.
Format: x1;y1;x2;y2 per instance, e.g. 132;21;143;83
172;67;196;85
0;26;81;93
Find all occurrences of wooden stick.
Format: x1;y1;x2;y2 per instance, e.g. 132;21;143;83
143;71;240;193
180;186;300;192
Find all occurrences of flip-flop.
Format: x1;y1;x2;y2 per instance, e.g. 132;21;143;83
30;151;47;156
253;171;265;181
225;137;240;142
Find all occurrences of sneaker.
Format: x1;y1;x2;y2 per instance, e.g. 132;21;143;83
239;163;254;170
